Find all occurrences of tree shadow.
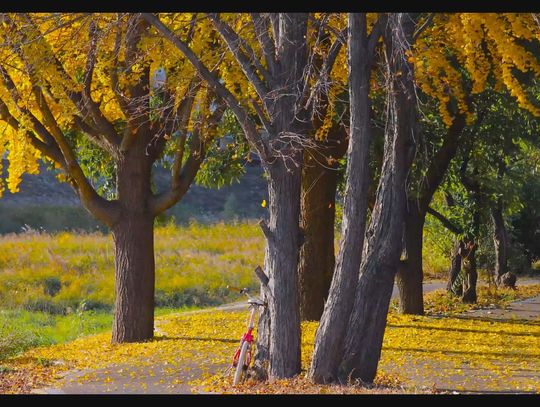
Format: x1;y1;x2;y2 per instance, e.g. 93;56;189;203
383;345;539;359
153;335;238;344
387;322;540;338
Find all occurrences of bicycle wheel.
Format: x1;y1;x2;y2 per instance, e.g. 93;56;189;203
233;340;250;385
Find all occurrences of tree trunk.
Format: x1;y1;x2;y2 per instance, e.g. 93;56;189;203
299;129;346;321
396;206;425;314
491;198;509;281
263;161;302;378
309;13;376;384
447;240;464;295
111;139;155;343
338;13;417;383
112;214;155;342
462;242;478;303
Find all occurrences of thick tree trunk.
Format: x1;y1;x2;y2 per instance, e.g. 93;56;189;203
299;129;346;321
263;161;302;378
112;215;155;342
338;13;417;383
253;13;309;380
298;154;338;321
491;199;509;281
396;206;425;314
111;139;155;343
309;13;375;384
447;240;464;295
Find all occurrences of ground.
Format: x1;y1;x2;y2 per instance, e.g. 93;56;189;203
2;282;539;395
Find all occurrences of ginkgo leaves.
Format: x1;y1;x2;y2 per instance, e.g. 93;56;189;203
413;13;540;127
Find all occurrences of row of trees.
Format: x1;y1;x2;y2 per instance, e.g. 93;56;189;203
1;13;539;383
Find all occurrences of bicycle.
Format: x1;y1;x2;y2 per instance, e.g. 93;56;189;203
227;286;266;385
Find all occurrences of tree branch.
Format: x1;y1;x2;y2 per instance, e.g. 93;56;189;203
142;12;271;162
149;95;226;216
250;13;277;77
427;206;463;235
149;128;205;216
16;13;120;151
418;113;466;212
120;15;151;153
109;16;131;118
79;20;121;152
258;219;273;242
207;13;271;106
367;14;387;60
413;13;435;42
0;98;64;164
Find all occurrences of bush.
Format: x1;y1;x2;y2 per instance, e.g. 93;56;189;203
43;277;62;297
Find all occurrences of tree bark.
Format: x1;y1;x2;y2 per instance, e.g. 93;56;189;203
309;13;378;384
264;160;303;378
396;206;425;314
395;114;466;314
111;137;155;343
112;214;155;342
447;240;464;295
299;129;346;321
491;198;509;282
461;241;478;303
338;13;417;384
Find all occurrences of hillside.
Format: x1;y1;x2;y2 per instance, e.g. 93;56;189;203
0;160;267;233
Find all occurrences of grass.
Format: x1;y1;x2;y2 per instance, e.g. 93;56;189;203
0;306;200;363
0;309;111;362
0;222;264;314
0;222;264;362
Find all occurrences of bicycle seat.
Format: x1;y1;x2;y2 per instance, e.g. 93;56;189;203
248;298;266;307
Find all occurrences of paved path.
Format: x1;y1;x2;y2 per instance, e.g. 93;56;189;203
32;279;540;394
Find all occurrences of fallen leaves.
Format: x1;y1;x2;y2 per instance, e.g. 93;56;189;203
2;291;540;394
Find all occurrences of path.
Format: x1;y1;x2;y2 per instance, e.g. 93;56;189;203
31;279;540;394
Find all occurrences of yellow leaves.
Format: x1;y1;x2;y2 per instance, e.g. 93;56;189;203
3;283;540;394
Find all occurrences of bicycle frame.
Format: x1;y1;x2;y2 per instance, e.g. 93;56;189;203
232;304;257;368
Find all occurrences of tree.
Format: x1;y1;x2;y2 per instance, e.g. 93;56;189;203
145;12;352;379
309;12;384;383
0;13;224;342
397;13;540;314
337;13;418;382
299;123;347;321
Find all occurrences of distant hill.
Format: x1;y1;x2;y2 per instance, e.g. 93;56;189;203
0;159;267;233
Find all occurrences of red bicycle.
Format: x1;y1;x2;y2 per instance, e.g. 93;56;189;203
228;286;266;385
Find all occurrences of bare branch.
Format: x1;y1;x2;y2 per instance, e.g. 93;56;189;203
150;92;226;216
170;84;199;186
413;13;434;42
269;13;280;51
